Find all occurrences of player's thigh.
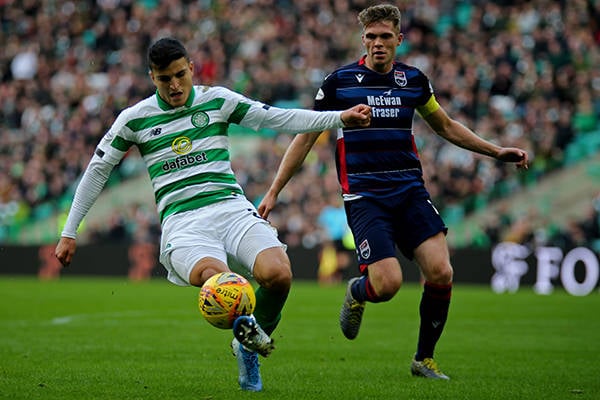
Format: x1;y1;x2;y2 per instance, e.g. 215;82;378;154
169;245;229;286
413;232;453;284
394;196;447;260
345;198;402;295
344;198;397;266
235;222;291;289
160;210;229;286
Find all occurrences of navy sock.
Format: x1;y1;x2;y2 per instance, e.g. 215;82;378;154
350;276;382;303
415;282;452;361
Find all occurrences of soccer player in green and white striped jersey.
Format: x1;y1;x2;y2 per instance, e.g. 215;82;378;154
55;37;371;392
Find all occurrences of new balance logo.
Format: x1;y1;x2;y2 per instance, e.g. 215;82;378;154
151;127;162;136
356;74;364;83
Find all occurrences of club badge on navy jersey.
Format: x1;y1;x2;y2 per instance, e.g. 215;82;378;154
394;70;407;87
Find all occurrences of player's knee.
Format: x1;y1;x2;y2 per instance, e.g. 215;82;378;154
268;266;292;292
368;259;402;301
374;276;402;301
257;265;292;292
188;257;229;287
189;266;219;287
426;264;453;285
253;249;292;292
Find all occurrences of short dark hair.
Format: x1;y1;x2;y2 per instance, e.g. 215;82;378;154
358;4;401;33
147;37;190;70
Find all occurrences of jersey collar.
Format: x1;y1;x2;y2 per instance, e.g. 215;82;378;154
156;86;196;111
358;55;397;71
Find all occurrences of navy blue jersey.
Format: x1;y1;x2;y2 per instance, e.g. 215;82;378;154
314;56;434;200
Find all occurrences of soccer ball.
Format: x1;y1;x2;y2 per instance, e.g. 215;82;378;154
198;272;256;329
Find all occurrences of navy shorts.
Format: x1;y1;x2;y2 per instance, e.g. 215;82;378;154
344;188;447;266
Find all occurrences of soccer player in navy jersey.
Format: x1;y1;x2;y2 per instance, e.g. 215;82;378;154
258;4;528;379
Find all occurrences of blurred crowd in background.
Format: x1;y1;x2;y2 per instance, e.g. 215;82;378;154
1;1;599;261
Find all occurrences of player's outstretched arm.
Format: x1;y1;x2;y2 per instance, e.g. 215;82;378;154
257;104;371;135
258;131;322;219
423;106;529;169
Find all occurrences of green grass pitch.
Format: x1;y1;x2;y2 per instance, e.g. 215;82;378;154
1;277;599;400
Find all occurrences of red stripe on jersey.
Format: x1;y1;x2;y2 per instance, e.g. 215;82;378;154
359;55;399;67
336;136;350;194
411;135;420;158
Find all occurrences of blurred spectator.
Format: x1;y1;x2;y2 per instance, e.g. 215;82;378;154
546;193;600;251
1;0;599;250
316;192;354;285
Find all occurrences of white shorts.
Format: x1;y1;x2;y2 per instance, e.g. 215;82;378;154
159;196;285;286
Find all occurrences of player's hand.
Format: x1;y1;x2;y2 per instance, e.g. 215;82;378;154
257;191;278;219
341;104;371;128
497;147;529;170
55;237;77;267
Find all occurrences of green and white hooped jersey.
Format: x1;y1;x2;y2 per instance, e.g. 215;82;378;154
97;85;276;223
96;86;343;221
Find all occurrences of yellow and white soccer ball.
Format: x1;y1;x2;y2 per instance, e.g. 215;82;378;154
198;272;256;329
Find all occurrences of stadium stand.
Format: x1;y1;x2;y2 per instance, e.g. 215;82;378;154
1;0;599;251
